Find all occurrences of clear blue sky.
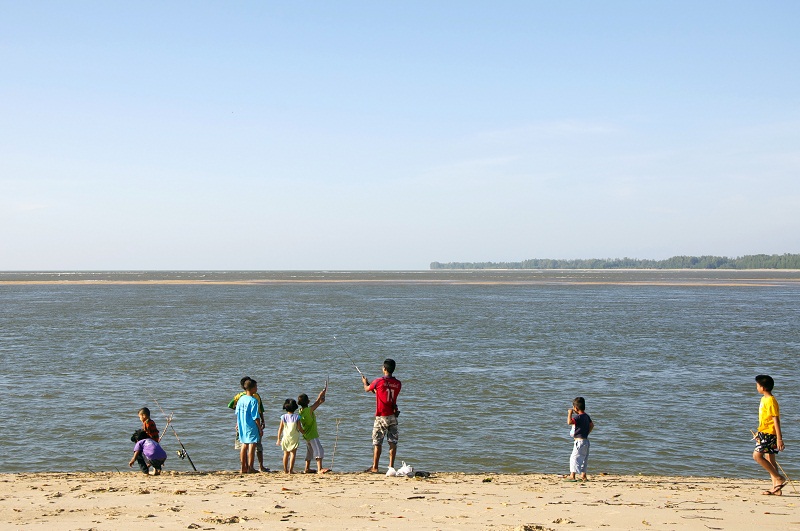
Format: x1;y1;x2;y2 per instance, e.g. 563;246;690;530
2;1;799;270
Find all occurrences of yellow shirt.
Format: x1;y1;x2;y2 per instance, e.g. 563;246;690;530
758;395;780;434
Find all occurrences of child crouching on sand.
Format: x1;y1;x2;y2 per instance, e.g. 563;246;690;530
566;396;594;481
129;429;167;475
277;399;305;474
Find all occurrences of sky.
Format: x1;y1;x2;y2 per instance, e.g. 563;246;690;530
2;1;799;270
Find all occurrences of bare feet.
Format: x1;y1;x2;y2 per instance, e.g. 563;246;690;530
363;467;380;473
318;468;331;475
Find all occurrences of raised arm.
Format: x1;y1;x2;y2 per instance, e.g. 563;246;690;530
310;388;327;412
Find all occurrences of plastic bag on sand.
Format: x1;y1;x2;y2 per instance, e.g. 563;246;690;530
396;462;413;477
385;467;397;477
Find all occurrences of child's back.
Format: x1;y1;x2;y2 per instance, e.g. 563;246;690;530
280;412;301;452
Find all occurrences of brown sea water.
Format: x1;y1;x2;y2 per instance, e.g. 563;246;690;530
0;270;798;476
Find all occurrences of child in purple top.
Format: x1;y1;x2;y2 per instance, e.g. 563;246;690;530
129;429;168;475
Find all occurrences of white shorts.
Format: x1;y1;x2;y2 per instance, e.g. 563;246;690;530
570;438;590;474
305;438;324;461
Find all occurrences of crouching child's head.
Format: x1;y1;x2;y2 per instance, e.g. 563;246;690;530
130;429;149;443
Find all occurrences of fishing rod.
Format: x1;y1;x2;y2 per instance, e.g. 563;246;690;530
145;389;198;471
333;335;366;380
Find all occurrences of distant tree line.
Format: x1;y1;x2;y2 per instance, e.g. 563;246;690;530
430;253;800;270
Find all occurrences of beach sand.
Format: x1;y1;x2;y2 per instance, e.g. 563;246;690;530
1;471;796;530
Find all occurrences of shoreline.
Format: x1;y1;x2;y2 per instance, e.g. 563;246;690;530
2;471;796;530
2;269;800;287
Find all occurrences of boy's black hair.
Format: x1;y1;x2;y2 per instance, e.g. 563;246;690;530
297;394;310;408
573;397;586;411
283;398;299;413
383;358;396;375
755;374;775;392
244;379;257;391
138;407;151;417
240;376;252;389
130;429;149;442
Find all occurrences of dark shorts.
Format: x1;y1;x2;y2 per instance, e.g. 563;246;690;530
754;431;779;454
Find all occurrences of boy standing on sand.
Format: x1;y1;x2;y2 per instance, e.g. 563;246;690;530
753;374;786;495
566;397;594;481
362;359;402;473
228;376;269;472
236;379;263;474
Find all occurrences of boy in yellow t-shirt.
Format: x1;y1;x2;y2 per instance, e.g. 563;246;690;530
753;374;786;495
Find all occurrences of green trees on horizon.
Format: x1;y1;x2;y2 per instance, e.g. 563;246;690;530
430;253;800;270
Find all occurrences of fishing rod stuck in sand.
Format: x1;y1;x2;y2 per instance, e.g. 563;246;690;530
146;389;197;471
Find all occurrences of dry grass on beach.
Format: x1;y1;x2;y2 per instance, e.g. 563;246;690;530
1;471;797;530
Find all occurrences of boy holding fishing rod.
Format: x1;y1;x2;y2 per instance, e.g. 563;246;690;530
362;359;402;473
753;374;787;495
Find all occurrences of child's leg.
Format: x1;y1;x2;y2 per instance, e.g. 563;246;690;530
580;444;589;480
568;441;579;479
283;451;290;473
576;439;589;480
136;453;149;474
246;444;256;473
256;440;267;471
240;443;249;473
288;449;297;474
753;450;783;483
150;459;164;476
304;440;313;473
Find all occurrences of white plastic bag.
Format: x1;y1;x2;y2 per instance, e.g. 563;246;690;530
396;461;413;477
385;466;397;477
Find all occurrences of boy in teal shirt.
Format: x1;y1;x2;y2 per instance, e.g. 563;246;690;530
228;376;268;472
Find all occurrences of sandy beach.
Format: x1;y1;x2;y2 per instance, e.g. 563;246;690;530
1;471;796;530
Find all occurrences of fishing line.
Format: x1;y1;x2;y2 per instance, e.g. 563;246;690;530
331;418;342;470
333;335;366;379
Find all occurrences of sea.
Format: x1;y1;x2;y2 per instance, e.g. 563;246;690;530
0;269;798;478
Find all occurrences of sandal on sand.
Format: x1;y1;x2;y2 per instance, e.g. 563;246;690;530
363;468;381;473
762;483;786;495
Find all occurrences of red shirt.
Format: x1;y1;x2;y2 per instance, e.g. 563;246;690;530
367;376;402;417
143;419;159;441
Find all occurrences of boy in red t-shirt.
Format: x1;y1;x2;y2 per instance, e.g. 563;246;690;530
138;407;160;442
362;359;401;473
